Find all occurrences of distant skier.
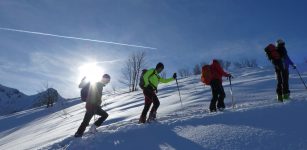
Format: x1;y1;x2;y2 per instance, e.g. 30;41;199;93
74;74;111;137
201;59;231;112
138;62;177;123
264;39;296;101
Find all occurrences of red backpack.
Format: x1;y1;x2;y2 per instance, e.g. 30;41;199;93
201;65;213;85
264;44;281;60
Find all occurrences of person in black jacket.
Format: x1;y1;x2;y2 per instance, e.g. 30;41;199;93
265;39;296;102
74;74;111;137
275;39;296;100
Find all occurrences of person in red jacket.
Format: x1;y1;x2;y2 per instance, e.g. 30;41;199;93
209;59;231;112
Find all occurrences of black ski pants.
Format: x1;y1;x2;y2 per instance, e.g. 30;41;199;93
209;79;226;111
76;106;108;135
140;88;160;118
274;60;290;95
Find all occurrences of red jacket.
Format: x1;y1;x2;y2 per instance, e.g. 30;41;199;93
210;60;230;83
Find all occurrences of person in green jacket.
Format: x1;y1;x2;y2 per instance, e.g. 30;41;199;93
139;62;177;123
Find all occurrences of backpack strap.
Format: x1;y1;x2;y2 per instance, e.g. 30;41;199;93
146;70;158;90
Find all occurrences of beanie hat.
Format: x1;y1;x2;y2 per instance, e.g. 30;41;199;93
156;62;164;70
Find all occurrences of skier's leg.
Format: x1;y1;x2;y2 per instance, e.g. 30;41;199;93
139;89;153;123
75;111;94;137
139;101;151;123
94;106;109;126
217;83;226;109
282;68;290;98
209;80;219;112
275;64;283;101
149;93;160;119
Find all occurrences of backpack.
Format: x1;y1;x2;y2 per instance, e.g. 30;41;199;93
264;44;281;60
139;69;155;89
201;65;213;85
80;83;90;102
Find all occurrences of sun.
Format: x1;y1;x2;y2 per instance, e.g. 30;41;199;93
78;63;104;83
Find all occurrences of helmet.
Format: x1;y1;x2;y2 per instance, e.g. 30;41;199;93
276;39;285;45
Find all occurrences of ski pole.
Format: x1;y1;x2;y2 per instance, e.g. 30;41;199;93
295;68;307;89
229;77;235;109
175;78;183;108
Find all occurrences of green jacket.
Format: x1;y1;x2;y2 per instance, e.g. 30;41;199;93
144;68;174;90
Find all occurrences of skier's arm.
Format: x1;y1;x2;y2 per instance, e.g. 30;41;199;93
282;46;295;67
286;55;294;66
216;64;229;77
159;76;175;83
79;77;88;88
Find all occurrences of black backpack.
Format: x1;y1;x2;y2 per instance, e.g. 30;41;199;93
139;69;148;89
80;83;90;102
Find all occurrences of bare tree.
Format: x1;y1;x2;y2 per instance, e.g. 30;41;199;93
217;59;225;68
193;64;201;75
178;68;191;78
120;51;146;92
119;59;133;91
111;84;117;95
234;58;258;68
36;81;59;108
224;61;231;70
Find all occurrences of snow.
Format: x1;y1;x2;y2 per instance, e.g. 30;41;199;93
0;67;307;150
0;85;64;115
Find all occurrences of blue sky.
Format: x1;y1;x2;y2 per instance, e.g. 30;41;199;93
0;0;307;98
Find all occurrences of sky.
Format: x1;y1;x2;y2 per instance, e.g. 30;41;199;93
0;0;307;98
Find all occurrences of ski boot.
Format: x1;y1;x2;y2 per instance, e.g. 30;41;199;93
147;112;157;123
74;132;83;138
277;94;283;102
138;115;146;124
283;93;290;100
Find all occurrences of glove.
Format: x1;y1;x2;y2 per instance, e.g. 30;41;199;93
173;73;177;79
292;65;296;69
227;74;232;78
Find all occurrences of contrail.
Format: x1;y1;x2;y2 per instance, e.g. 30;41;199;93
0;27;157;50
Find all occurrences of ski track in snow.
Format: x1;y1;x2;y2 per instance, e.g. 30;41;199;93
0;67;307;150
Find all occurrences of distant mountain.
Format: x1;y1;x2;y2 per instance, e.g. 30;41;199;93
0;84;64;115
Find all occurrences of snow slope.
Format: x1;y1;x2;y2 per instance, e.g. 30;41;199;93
0;84;63;115
0;67;306;150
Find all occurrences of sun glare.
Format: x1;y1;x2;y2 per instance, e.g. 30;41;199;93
78;63;104;83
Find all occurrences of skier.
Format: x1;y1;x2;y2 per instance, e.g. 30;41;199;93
265;39;296;101
138;62;177;123
204;59;231;112
74;74;111;137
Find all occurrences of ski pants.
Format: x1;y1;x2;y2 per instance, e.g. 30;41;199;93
209;79;226;111
274;60;290;95
76;105;108;135
140;88;160;118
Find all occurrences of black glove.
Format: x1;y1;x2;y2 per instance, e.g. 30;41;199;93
292;65;296;69
173;73;177;79
227;74;233;79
